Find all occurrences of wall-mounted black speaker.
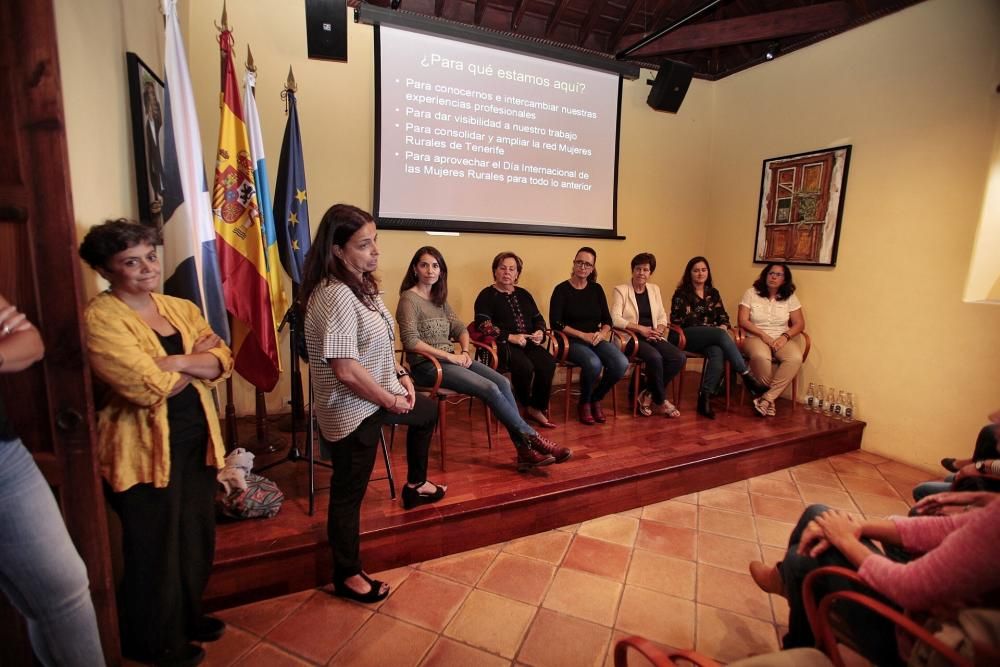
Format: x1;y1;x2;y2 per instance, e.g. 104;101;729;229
646;61;695;113
305;0;348;62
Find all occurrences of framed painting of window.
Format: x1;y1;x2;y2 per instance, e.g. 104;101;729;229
753;145;851;266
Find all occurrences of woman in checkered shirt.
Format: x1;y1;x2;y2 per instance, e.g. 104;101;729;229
301;205;446;604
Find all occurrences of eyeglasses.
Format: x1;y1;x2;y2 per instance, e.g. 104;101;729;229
767;272;785;278
573;260;594;268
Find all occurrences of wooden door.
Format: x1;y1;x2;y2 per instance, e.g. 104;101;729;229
0;0;119;664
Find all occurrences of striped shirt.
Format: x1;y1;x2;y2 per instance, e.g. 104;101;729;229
304;280;405;442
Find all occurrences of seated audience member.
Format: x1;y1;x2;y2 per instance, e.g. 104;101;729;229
669;256;767;419
80;220;232;665
610;252;685;418
0;295;105;667
549;247;628;425
749;498;1000;664
914;410;1000;500
473;252;558;429
737;262;806;418
397;247;569;471
301;206;446;604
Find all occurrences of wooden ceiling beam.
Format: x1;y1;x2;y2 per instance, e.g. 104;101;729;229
510;0;529;30
474;0;488;25
610;0;645;50
545;0;572;38
623;1;853;56
577;0;608;46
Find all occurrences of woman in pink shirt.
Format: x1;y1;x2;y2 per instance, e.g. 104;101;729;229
750;496;1000;663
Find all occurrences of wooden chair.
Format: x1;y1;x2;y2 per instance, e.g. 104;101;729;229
734;327;811;407
614;565;975;667
396;341;497;471
550;329;619;422
669;324;732;411
470;325;559;430
611;327;645;416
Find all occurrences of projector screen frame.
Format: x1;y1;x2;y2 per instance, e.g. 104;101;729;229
363;7;632;240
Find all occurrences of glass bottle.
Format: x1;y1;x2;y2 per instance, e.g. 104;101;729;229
824;387;835;416
815;384;825;413
834;390;845;419
805;383;816;411
844;393;855;422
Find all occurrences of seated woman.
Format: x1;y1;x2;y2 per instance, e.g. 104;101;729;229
550;247;628;425
474;251;558;428
397;246;569;471
610;252;685;418
750;497;1000;664
914;410;1000;501
301;206;446;605
79;220;233;666
737;262;806;418
670;256;767;419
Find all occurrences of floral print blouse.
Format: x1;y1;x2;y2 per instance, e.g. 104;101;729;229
670;287;731;329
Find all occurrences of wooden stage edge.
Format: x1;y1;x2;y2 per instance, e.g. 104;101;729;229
203;404;864;611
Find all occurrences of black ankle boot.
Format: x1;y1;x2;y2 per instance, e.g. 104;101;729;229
741;372;769;398
697;391;716;419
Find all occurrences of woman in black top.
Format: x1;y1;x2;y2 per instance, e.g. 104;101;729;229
549;247;628;425
670;256;766;418
474;251;558;428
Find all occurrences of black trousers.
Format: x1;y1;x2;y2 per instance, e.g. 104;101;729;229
109;430;217;657
972;424;999;461
325;394;436;581
504;343;556;411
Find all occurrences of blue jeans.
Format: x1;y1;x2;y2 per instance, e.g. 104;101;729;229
567;339;629;403
912;476;953;502
681;326;748;393
412;360;535;445
0;438;104;666
779;504;901;665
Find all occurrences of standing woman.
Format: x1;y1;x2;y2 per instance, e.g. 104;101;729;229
610;253;685;418
473;252;557;428
0;295;105;666
737;263;806;417
397;247;568;471
80;220;232;666
670;256;767;419
301;205;445;605
549;247;628;425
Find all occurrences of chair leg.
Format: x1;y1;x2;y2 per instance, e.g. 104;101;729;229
379;428;396;500
438;399;447;471
724;361;731;411
676;359;686;406
564;367;573;423
484;403;494;449
632;365;641;416
611;372;618;417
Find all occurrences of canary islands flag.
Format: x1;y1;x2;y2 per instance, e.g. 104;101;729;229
212;29;279;391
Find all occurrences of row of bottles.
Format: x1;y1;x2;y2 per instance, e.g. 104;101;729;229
804;384;854;421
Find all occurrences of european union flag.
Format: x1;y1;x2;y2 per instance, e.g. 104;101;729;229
273;89;310;286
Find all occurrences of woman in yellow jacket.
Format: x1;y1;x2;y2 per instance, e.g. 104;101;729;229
80;220;233;667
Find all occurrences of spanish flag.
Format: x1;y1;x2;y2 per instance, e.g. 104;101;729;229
212;28;279;391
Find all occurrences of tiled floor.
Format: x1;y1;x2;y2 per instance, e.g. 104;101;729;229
200;450;930;666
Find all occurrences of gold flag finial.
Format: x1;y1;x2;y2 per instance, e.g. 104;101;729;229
215;0;230;32
286;66;298;93
246;44;256;72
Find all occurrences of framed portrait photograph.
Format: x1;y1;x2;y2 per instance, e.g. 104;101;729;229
126;52;166;234
753;145;852;267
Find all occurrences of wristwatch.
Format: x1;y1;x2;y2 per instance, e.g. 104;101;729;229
975;460;986;473
396;369;409;379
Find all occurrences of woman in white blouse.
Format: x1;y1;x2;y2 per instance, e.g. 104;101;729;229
737;263;805;417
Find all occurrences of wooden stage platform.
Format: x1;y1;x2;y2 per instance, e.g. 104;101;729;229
206;380;865;611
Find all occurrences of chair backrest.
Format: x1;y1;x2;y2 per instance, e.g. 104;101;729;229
803;566;973;667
